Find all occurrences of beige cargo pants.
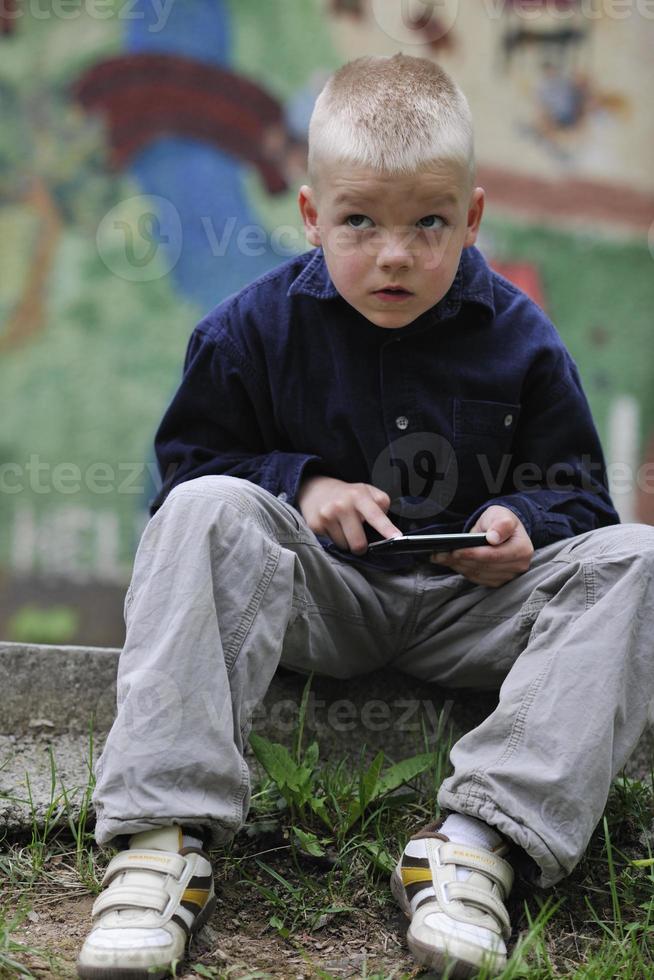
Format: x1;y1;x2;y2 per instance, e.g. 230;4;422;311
92;476;654;888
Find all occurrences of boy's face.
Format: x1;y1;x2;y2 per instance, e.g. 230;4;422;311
298;161;484;329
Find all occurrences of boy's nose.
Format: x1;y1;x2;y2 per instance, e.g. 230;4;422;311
375;229;414;269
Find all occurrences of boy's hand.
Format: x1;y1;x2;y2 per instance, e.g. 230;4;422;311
297;475;402;555
430;505;534;587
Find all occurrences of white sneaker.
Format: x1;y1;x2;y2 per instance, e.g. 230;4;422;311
391;821;514;978
77;826;215;979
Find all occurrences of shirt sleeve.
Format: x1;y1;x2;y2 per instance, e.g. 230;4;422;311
148;325;322;516
463;348;620;548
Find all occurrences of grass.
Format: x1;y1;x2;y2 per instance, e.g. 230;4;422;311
0;903;51;977
1;720;103;894
0;721;109;978
0;700;653;978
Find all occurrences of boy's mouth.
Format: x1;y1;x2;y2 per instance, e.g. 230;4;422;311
374;285;413;301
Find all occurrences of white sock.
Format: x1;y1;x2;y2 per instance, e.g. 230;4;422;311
440;813;502;882
441;812;502;850
128;826;205;853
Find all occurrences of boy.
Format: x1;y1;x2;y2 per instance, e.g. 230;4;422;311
77;54;654;978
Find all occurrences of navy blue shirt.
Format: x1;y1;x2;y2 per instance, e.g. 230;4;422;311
150;245;619;571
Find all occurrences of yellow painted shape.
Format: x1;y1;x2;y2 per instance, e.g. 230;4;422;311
182;887;210;907
401;867;433;887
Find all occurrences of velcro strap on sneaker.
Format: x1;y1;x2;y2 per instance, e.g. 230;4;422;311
439;842;514;898
101;850;187;887
447;882;512;939
92;885;169;919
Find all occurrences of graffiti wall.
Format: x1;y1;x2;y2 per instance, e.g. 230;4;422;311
1;0;653;644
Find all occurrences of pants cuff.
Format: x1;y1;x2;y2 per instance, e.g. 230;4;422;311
93;815;235;852
437;787;567;888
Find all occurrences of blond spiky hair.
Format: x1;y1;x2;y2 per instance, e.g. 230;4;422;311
308;53;475;185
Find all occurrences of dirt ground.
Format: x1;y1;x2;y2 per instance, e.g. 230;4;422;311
6;793;654;980
7;873;421;979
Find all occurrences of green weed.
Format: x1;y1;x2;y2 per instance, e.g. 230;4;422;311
234;685;654;978
0;726;108;895
0;903;46;978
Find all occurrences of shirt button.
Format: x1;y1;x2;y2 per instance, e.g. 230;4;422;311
395;415;409;430
504;414;513;427
277;491;288;502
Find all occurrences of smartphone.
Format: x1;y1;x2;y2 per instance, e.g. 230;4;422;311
367;532;488;555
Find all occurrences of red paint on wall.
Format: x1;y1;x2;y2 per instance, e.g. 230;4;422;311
73;54;289;193
1;0;17;35
490;261;546;310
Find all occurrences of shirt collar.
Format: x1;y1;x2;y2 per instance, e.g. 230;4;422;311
432;245;496;322
287;245;496;320
287;247;340;300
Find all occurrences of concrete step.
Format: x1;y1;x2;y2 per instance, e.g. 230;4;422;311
2;642;652;836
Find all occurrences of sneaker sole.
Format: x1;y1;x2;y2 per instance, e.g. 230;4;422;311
76;893;217;980
390;869;505;979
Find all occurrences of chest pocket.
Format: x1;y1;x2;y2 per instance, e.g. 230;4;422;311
453;398;521;502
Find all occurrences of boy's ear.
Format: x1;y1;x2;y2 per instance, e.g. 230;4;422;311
463;187;485;248
298;185;321;247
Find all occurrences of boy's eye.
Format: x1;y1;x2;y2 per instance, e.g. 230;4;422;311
417;215;446;229
345;214;373;229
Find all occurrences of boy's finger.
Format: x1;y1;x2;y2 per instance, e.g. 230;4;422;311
486;517;516;544
451;542;509;561
359;499;402;541
369;486;392;510
450;546;473;559
339;512;371;554
324;521;349;551
430;552;450;564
